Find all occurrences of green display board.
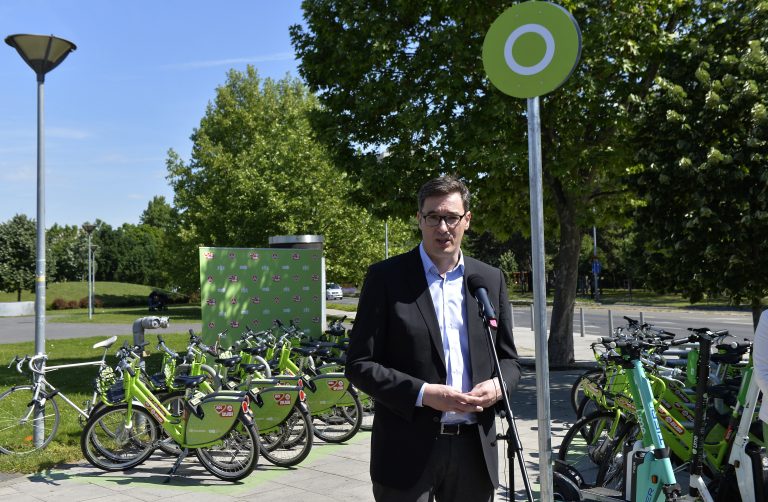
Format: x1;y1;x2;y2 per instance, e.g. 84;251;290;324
199;247;324;347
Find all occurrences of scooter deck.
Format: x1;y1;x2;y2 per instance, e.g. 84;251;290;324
580;486;623;501
580;487;701;502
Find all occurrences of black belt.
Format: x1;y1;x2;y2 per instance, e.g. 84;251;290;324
439;422;472;436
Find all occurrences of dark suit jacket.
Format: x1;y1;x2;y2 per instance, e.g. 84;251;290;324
345;246;521;489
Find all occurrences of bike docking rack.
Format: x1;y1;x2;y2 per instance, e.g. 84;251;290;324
132;316;170;346
553;325;768;502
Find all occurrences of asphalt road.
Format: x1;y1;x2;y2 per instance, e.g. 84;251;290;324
337;295;756;339
0;315;201;344
0;302;755;346
509;304;755;339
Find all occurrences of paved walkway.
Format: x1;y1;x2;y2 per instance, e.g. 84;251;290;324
0;312;600;501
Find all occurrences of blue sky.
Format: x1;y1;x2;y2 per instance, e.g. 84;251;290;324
0;1;303;228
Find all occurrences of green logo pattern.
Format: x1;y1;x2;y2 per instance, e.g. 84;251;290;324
483;1;581;98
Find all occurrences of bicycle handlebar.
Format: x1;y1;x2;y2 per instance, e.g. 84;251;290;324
156;335;179;359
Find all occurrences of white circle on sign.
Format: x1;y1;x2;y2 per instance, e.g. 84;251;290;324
504;23;556;76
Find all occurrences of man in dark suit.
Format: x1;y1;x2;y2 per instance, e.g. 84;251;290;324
346;176;521;502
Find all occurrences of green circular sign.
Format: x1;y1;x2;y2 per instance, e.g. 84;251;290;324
483;1;581;98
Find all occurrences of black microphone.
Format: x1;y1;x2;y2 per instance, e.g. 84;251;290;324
466;274;497;328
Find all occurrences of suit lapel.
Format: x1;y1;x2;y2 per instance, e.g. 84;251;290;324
403;247;447;372
464;260;489;385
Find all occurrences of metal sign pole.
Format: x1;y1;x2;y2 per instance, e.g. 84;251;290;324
527;96;552;501
483;5;582;499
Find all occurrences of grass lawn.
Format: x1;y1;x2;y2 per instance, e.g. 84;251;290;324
0;281;187;308
47;304;202;324
507;288;752;310
0;333;190;473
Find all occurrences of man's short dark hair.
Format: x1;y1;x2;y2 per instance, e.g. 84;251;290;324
418;175;471;212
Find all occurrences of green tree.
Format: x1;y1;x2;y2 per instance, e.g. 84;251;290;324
633;1;768;327
166;68;414;291
0;214;37;301
113;224;165;286
140;195;177;230
48;224;88;282
290;0;688;365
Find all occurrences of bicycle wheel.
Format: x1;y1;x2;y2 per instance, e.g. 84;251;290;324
570;369;604;416
260;405;313;467
195;415;259;481
359;394;375;432
156;391;185;456
81;404;159;471
557;410;638;490
313;389;362;443
0;385;60;454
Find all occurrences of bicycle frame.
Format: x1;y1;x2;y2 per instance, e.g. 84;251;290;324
24;335;117;420
119;353;250;448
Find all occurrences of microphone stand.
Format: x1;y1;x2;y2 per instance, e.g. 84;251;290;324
477;310;534;502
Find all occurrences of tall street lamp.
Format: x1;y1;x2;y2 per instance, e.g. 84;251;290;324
82;224;96;320
6;33;76;447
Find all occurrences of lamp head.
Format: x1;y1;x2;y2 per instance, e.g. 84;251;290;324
5;34;76;79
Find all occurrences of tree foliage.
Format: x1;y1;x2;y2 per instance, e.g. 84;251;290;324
166;68;415;291
0;214;38;301
48;224;88;282
633;1;768;326
290;0;690;365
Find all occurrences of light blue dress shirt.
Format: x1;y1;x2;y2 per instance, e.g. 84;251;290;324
416;243;475;424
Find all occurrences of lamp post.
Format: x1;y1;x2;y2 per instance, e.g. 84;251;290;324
82;224;96;319
6;33;76;447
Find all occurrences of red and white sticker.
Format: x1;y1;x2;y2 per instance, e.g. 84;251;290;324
327;380;345;391
274;393;292;406
215;404;235;418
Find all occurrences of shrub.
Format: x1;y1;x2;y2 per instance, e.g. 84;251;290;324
51;298;69;310
79;297;104;309
67;300;79;309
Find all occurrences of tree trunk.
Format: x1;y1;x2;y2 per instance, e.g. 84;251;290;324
751;296;763;331
16;288;21;302
547;199;581;368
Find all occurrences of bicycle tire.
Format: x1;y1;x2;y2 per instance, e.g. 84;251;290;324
260;405;313;467
312;388;362;443
575;393;601;422
358;393;374;432
194;414;259;481
80;404;159;471
156;391;185;456
557;410;638;491
0;385;60;455
570;369;604;416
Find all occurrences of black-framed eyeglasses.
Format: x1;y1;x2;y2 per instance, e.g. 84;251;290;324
420;211;467;228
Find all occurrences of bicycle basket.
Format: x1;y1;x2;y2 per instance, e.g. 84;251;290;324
96;366;125;405
95;366;116;394
104;382;125;405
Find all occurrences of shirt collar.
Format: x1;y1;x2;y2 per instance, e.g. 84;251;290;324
419;242;464;278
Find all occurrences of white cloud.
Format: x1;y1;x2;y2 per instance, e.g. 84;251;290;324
48;127;91;140
0;166;35;182
166;51;296;70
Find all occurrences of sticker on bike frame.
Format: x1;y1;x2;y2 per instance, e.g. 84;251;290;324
215;404;235;418
144;401;166;424
274;393;292;406
656;407;685;436
327;380;345;391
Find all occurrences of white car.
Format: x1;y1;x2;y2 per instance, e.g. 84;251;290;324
326;283;343;300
